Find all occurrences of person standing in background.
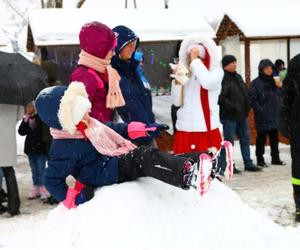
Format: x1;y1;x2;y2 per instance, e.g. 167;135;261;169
280;54;300;222
219;55;261;172
134;50;151;90
0;103;21;216
249;59;285;168
18;102;49;201
274;59;287;81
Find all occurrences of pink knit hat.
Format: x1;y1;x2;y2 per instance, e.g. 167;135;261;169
79;21;117;59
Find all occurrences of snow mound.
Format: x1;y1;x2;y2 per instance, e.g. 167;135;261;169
2;179;300;250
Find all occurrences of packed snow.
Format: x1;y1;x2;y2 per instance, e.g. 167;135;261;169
1;176;300;249
1;1;300;249
0;111;300;249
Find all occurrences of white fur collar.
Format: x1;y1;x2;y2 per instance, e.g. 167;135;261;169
179;34;220;71
58;81;89;134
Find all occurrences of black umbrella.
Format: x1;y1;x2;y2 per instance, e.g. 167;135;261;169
0;51;49;105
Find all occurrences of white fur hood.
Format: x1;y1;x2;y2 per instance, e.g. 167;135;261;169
179;34;221;71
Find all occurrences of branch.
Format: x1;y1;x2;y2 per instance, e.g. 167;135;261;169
3;0;27;23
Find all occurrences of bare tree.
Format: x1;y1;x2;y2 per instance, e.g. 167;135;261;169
165;0;169;9
41;0;63;8
3;0;28;52
77;0;85;8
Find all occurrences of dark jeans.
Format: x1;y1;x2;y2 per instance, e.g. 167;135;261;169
255;129;280;163
28;154;47;186
221;118;253;167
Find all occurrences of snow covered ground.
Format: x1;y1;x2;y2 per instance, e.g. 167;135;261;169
0;116;300;249
1;156;300;250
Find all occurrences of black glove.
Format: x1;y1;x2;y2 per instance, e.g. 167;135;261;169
147;123;170;137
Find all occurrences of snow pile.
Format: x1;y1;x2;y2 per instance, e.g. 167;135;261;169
82;0;165;9
1;178;300;250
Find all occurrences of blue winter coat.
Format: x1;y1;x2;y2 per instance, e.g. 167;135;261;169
249;60;281;132
35;86;127;204
111;26;155;126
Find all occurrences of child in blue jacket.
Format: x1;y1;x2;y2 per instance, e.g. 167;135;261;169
35;82;231;208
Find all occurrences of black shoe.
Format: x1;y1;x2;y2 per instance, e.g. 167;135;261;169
294;192;300;222
0;204;7;214
296;208;300;223
257;161;269;168
271;159;286;166
43;196;59;205
245;164;263;172
0;189;8;203
233;167;242;174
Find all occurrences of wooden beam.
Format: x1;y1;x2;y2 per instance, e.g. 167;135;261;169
244;39;251;86
247;35;300;41
287;38;291;61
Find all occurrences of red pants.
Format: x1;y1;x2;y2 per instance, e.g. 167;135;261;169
173;129;222;154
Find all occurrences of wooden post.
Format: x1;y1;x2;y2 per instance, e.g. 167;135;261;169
244;38;256;144
244;38;251;86
287;38;291;62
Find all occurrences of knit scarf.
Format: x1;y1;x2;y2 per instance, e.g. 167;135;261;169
50;117;136;157
78;50;125;109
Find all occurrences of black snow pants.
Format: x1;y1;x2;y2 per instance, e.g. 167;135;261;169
118;146;202;189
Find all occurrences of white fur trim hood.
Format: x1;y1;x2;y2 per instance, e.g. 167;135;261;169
58;81;91;134
179;34;221;71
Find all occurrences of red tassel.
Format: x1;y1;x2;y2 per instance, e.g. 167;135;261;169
76;121;88;140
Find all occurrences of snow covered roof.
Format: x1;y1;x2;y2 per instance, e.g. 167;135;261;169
224;7;300;38
169;0;300;36
82;0;165;9
28;9;214;47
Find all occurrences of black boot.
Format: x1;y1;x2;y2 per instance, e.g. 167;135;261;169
2;167;20;216
245;163;263;172
294;192;300;222
0;203;7;214
271;158;286;166
0;189;8;203
43;196;59;205
257;160;268;168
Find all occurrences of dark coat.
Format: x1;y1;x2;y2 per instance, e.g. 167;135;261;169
35;86;127;204
249;60;281;132
111;26;155;126
280;54;300;136
218;71;250;121
18;114;47;155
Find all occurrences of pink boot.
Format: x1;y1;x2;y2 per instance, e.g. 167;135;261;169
39;186;50;201
28;186;41;200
